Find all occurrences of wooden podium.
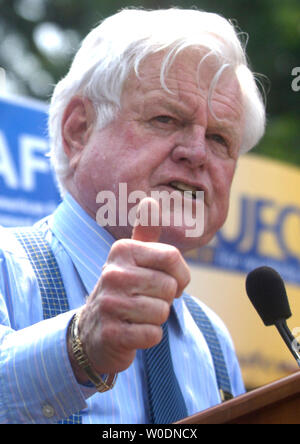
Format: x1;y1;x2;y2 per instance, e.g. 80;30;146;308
175;371;300;424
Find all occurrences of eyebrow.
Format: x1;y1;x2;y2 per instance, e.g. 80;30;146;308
143;96;197;120
142;94;242;142
208;119;241;143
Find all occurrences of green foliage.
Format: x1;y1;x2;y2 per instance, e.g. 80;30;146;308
0;0;299;167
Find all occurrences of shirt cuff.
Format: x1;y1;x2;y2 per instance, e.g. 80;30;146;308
0;310;90;423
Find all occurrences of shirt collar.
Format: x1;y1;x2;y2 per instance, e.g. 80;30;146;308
50;193;115;295
50;193;184;333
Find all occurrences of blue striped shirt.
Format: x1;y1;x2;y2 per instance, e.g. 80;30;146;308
0;193;245;424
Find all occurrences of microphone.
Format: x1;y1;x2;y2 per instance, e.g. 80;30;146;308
246;266;300;367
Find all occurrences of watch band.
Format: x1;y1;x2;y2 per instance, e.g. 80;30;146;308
70;310;117;392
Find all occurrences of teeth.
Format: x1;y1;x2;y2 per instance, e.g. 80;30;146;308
170;181;198;193
169;181;199;199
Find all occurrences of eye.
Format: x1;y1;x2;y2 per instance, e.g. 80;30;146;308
207;133;228;147
206;133;235;159
151;115;177;126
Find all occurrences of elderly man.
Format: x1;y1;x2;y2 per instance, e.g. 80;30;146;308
0;8;265;424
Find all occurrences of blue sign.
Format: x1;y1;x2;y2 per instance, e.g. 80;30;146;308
0;95;61;226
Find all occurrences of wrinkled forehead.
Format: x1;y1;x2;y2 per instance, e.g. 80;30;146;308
122;47;243;116
125;46;241;99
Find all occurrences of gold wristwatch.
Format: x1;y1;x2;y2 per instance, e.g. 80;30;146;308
70;310;117;392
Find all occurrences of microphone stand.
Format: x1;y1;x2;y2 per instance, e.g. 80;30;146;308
275;319;300;367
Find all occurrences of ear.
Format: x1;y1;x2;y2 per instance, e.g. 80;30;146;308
62;96;96;169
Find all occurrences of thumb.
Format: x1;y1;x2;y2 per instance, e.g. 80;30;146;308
131;197;161;243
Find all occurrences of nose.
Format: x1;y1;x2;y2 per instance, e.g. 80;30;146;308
171;125;208;169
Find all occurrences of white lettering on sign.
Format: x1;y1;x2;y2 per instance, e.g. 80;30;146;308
19;134;50;191
0;131;50;192
0;131;19;188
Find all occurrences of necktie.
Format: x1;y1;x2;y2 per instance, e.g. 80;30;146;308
144;314;188;424
14;227;82;424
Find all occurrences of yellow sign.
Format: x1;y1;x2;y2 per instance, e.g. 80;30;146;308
185;154;300;389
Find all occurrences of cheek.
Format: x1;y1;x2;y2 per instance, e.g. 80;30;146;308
211;161;236;212
117;129;171;182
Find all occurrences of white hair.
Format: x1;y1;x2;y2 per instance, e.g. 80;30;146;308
48;8;266;196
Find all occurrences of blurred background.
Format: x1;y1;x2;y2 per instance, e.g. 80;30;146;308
1;0;300;167
1;0;300;391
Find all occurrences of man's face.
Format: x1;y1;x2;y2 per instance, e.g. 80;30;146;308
72;49;244;252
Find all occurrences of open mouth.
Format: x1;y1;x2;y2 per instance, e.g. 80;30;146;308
169;181;201;200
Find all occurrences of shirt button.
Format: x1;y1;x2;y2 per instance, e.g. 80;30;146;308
42;404;55;418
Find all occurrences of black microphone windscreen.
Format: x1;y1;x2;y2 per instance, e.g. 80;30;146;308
245;266;292;326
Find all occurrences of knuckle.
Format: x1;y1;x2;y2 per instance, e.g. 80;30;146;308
101;264;137;297
119;324;163;350
164;246;181;267
101;263;124;285
99;291;130;320
180;263;191;289
99;293;131;319
98;293;115;315
109;238;132;259
158;300;170;324
148;325;163;347
184;268;191;287
162;276;178;300
138;325;163;349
